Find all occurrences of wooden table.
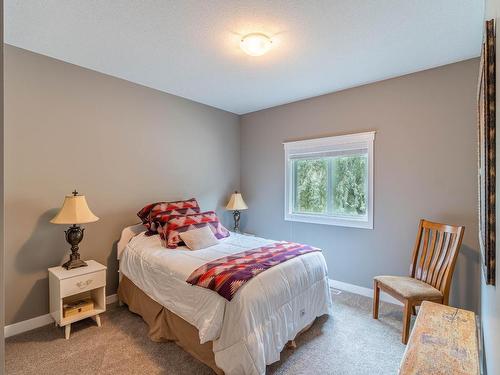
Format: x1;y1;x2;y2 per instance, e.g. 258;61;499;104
49;260;106;339
399;301;480;375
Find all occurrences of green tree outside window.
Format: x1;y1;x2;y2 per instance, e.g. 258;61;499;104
332;155;367;216
294;158;328;213
293;154;367;217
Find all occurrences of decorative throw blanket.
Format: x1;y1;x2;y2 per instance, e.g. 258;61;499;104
186;241;321;301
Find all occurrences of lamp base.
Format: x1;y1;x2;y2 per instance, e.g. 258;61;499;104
62;224;88;270
63;258;88;270
233;210;241;233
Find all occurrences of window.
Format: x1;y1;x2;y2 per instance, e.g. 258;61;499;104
284;132;375;229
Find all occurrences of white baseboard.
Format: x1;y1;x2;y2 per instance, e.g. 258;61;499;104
4;313;54;338
329;278;402;306
4;293;119;338
106;293;118;304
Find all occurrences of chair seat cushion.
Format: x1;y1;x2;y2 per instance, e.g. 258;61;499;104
374;275;443;300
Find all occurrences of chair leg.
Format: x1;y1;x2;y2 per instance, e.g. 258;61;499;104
372;280;380;319
402;301;412;345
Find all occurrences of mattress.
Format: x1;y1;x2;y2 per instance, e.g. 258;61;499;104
120;231;332;375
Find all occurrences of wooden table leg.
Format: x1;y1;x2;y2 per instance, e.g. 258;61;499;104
65;324;71;340
92;314;101;327
90;314;101;327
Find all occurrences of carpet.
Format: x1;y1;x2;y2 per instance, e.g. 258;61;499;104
6;289;408;374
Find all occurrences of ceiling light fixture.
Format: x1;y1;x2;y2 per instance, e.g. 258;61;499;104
240;33;273;56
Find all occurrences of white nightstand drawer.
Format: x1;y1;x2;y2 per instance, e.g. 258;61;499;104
60;270;106;297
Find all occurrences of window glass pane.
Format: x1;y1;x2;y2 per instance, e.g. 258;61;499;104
293;158;328;214
332;154;368;216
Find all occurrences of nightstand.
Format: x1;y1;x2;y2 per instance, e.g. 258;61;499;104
49;260;106;339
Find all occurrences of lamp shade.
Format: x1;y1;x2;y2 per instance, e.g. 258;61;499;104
50;194;99;224
226;192;248;211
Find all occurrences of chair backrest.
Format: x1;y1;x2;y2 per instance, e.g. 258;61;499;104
409;219;465;303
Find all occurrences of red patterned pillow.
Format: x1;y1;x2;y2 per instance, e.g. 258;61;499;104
137;198;200;235
162;211;230;249
150;208;200;236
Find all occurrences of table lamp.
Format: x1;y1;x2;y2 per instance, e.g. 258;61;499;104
50;190;99;269
225;191;248;232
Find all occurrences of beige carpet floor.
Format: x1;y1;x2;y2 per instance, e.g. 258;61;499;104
6;290;408;375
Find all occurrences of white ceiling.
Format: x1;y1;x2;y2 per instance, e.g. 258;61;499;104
6;0;484;115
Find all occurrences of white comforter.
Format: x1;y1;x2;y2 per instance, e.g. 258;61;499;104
120;231;332;375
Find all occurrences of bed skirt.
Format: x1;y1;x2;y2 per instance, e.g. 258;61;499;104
117;275;224;374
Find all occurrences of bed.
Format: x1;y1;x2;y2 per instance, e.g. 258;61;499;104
117;224;332;375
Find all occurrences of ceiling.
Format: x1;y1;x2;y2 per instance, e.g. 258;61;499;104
5;1;484;115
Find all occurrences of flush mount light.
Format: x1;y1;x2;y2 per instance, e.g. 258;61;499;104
240;33;273;56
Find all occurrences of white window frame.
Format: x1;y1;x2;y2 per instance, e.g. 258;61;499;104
284;131;375;229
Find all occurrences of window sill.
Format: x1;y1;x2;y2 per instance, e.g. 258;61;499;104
285;213;373;229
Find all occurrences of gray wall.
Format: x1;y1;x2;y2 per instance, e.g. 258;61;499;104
240;59;480;312
3;44;483;333
4;45;240;325
482;2;500;374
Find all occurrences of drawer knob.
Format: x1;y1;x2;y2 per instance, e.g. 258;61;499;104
76;279;92;288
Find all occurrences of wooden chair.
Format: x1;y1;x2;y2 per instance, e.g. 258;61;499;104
372;219;465;344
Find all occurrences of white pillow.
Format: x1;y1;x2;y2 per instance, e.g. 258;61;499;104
179;225;219;250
